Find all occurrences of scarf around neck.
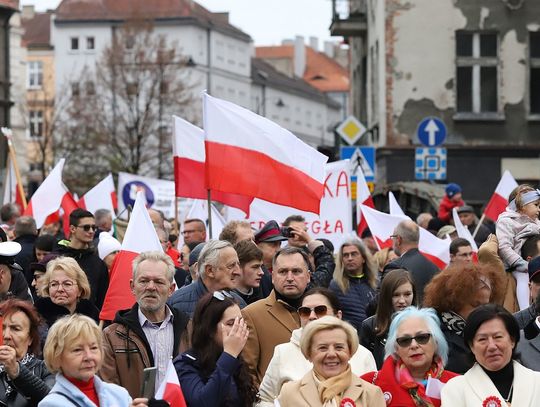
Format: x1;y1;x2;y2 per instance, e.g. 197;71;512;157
441;310;466;336
395;356;445;407
313;364;352;407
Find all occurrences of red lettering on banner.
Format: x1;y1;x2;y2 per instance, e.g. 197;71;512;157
336;171;350;198
335;220;344;233
250;221;266;230
312;220;321;234
323;220;332;234
323;173;333;198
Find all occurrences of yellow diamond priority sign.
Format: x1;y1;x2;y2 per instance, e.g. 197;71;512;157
336;115;366;145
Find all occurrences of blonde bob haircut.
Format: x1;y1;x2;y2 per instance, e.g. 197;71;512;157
43;314;103;374
300;315;359;359
41;256;91;299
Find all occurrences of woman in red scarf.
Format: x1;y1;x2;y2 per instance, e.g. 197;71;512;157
362;307;458;406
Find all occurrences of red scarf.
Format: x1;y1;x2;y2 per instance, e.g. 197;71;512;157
394;356;445;407
65;375;100;406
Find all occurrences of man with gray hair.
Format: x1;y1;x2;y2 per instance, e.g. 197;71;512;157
100;251;190;398
168;239;246;316
383;219;440;304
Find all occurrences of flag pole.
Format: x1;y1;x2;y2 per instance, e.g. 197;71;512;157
472;213;486;239
207;189;213;239
2;128;27;209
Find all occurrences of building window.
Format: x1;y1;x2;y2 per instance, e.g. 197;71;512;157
86;36;95;50
27;61;43;88
71;82;80;97
86;81;95;95
530;31;540;115
456;31;498;114
125;35;135;49
70;37;79;50
29;111;43;138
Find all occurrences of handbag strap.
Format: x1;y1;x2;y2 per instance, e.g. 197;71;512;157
50;391;84;407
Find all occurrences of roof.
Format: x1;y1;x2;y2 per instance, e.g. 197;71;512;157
55;0;251;41
0;1;18;12
256;45;349;93
251;57;341;109
22;12;53;49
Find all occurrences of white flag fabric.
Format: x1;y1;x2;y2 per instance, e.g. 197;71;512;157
452;207;479;251
388;191;406;217
79;173;116;216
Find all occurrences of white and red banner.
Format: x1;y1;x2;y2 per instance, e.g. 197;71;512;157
388;191;406;217
203;93;328;214
185;199;226;241
155;359;187;406
355;164;375;235
100;191;163;321
117;172;175;219
452;207;478;252
2;157;25;210
79;173;117;216
484;170;518;221
23;159;68;229
228;160;353;251
172;116;253;214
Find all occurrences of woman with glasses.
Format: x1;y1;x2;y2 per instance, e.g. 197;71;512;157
441;304;540;406
423;263;504;374
257;287;376;406
362;307;458;406
35;257;99;327
361;269;417;369
174;291;259;407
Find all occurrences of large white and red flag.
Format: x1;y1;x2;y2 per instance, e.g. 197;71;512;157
359;204;449;269
355;164;375;235
388;191;406;217
100;191;162;321
203;93;328;214
2;157;25;210
484;170;518;221
79;173;117;215
155;359;187;407
173;116;253;215
23;159;69;229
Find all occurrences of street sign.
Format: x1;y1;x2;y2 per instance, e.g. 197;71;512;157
415;147;447;180
417;117;447;147
340;146;375;181
336;115;366;145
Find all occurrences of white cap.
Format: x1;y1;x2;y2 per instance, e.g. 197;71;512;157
0;241;22;265
97;232;121;260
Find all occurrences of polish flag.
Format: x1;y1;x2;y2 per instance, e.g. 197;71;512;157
452;207;478;252
173;116;253;215
23;159;68;229
355;165;375;235
203;93;328;214
155;359;187;407
61;192;80;238
185;199;226;241
79;173;117;215
484;170;518;221
99;191;162;321
359;204;449;269
2;158;25;210
388;191;406;217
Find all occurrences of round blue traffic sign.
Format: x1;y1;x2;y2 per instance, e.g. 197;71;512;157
122;181;155;209
417;117;447;147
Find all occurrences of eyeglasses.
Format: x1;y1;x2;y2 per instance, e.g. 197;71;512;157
76;224;97;232
49;280;78;291
213;290;234;301
396;333;432;347
298;305;328;318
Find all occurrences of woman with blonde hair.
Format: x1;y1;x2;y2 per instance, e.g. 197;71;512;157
329;239;378;331
39;314;147;406
35;257;99;327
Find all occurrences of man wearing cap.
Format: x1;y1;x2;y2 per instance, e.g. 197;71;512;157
0;241;32;302
449;238;473;265
254;220;287;296
457;205;491;246
438;183;464;223
29;253;59;300
436;225;457;240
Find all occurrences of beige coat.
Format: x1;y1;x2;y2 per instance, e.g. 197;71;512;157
277;370;386;407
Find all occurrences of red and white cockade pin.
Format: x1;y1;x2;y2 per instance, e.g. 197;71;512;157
340;398;356;407
482;396;502;407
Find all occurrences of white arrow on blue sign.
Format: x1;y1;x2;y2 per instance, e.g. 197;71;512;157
417;117;447;147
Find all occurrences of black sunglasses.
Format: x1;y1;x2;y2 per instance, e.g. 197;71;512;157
396;333;432;348
298;305;328;318
77;224;97;232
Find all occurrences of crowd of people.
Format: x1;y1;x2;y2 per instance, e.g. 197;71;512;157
0;181;539;406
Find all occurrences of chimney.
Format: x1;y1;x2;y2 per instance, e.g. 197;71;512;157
294;35;305;78
22;5;35;20
282;39;294;46
324;41;335;58
309;36;318;51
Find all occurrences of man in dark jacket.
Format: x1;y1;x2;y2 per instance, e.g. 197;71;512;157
13;216;38;284
100;251;190;398
383;219;440;304
54;208;109;308
0;241;32;302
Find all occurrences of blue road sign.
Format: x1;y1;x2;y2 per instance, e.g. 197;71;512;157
340;146;376;182
417;117;447;147
415;147;447;180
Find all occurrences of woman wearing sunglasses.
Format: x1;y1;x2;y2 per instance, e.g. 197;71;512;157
362;307;458;406
361;269;417;368
174;291;259;407
257;288;376;406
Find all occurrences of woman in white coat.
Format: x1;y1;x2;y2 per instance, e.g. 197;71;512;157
441;304;540;406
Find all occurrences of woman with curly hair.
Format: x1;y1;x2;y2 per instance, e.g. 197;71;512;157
174;291;259;407
423;262;505;374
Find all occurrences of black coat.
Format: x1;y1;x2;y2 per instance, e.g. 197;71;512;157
439;313;473;374
359;315;386;369
13;234;37;285
35;297;100;327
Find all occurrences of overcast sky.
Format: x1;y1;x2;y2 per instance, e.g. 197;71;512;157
20;0;341;49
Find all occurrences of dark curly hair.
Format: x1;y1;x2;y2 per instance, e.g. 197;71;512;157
191;293;259;407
